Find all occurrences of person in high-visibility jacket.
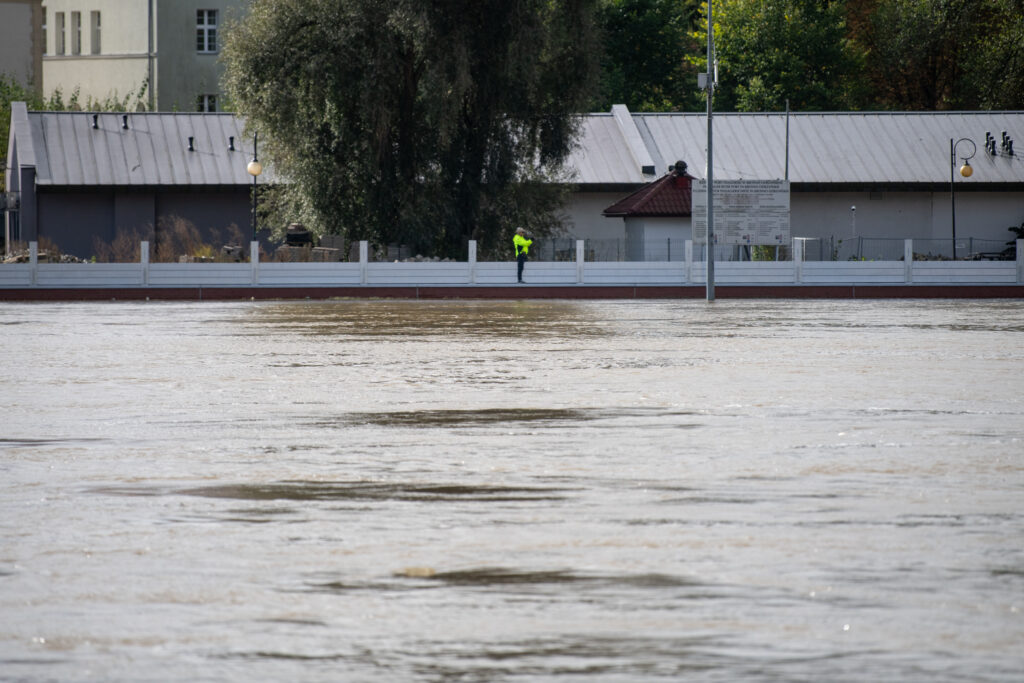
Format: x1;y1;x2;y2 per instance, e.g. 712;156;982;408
513;227;533;283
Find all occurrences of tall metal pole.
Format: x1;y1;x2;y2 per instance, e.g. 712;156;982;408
949;137;976;262
706;0;715;301
249;132;260;242
784;99;790;181
949;138;956;260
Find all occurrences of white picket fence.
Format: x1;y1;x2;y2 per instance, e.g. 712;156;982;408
1;239;1022;289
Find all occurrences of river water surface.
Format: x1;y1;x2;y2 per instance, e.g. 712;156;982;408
1;299;1022;681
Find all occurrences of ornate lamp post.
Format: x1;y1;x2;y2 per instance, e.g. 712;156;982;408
950;137;975;260
247;132;263;243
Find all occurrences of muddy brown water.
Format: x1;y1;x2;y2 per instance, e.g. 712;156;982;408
1;299;1022;681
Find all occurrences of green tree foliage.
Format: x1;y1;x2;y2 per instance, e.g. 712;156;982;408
607;0;1023;113
857;0;1024;110
222;0;599;258
699;0;867;112
592;0;704;112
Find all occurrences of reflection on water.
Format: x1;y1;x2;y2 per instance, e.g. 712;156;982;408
251;300;615;339
0;299;1022;681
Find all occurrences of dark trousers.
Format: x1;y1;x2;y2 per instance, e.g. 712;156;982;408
517;253;527;281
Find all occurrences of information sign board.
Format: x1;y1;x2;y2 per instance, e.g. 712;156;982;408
692;179;790;245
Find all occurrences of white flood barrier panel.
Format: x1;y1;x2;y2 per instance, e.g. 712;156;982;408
911;261;1018;284
149;263;252;287
37;263;143;288
802;261;904;284
367;262;472;285
258;263;363;287
2;239;1023;289
582;262;685;285
0;264;31;287
715;262;795;284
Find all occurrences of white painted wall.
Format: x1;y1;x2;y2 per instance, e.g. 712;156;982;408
564;192;630;239
624;216;690;261
43;0;151;105
41;0;250;110
565;189;1024;247
791;191;1023;242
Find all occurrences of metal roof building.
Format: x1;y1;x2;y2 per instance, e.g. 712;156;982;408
6;103;271;257
569;105;1024;187
27;111;265;187
567;106;1024;250
6;102;1024;258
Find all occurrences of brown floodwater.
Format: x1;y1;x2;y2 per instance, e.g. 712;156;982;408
1;299;1022;681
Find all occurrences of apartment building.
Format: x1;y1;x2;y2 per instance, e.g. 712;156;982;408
41;0;249;111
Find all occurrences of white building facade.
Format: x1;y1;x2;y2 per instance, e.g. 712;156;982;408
41;0;249;111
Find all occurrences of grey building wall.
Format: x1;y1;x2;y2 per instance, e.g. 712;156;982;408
155;0;250;111
0;0;43;92
33;186;252;258
38;190;114;254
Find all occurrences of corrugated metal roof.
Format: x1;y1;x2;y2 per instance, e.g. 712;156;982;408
30;111;268;186
570;114;652;184
626;111;1024;184
16;106;1024;188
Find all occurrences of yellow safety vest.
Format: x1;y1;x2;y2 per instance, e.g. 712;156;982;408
513;234;532;256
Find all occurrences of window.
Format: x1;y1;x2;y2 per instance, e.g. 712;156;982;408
90;12;101;55
196;10;217;53
196;94;217;112
55;12;65;55
71;11;81;55
42;8;47;55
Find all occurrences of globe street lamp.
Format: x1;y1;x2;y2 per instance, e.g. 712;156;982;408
950;137;975;260
247;132;263;243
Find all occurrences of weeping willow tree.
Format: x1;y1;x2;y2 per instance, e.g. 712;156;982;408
222;0;600;258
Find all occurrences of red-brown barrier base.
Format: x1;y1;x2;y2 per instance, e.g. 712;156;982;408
1;284;1022;301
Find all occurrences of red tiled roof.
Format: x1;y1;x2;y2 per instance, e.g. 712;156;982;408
602;171;693;217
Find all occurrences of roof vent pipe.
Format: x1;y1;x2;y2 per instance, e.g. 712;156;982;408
122;115;129;130
188;136;195;152
91;114;98;129
228;136;235;151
